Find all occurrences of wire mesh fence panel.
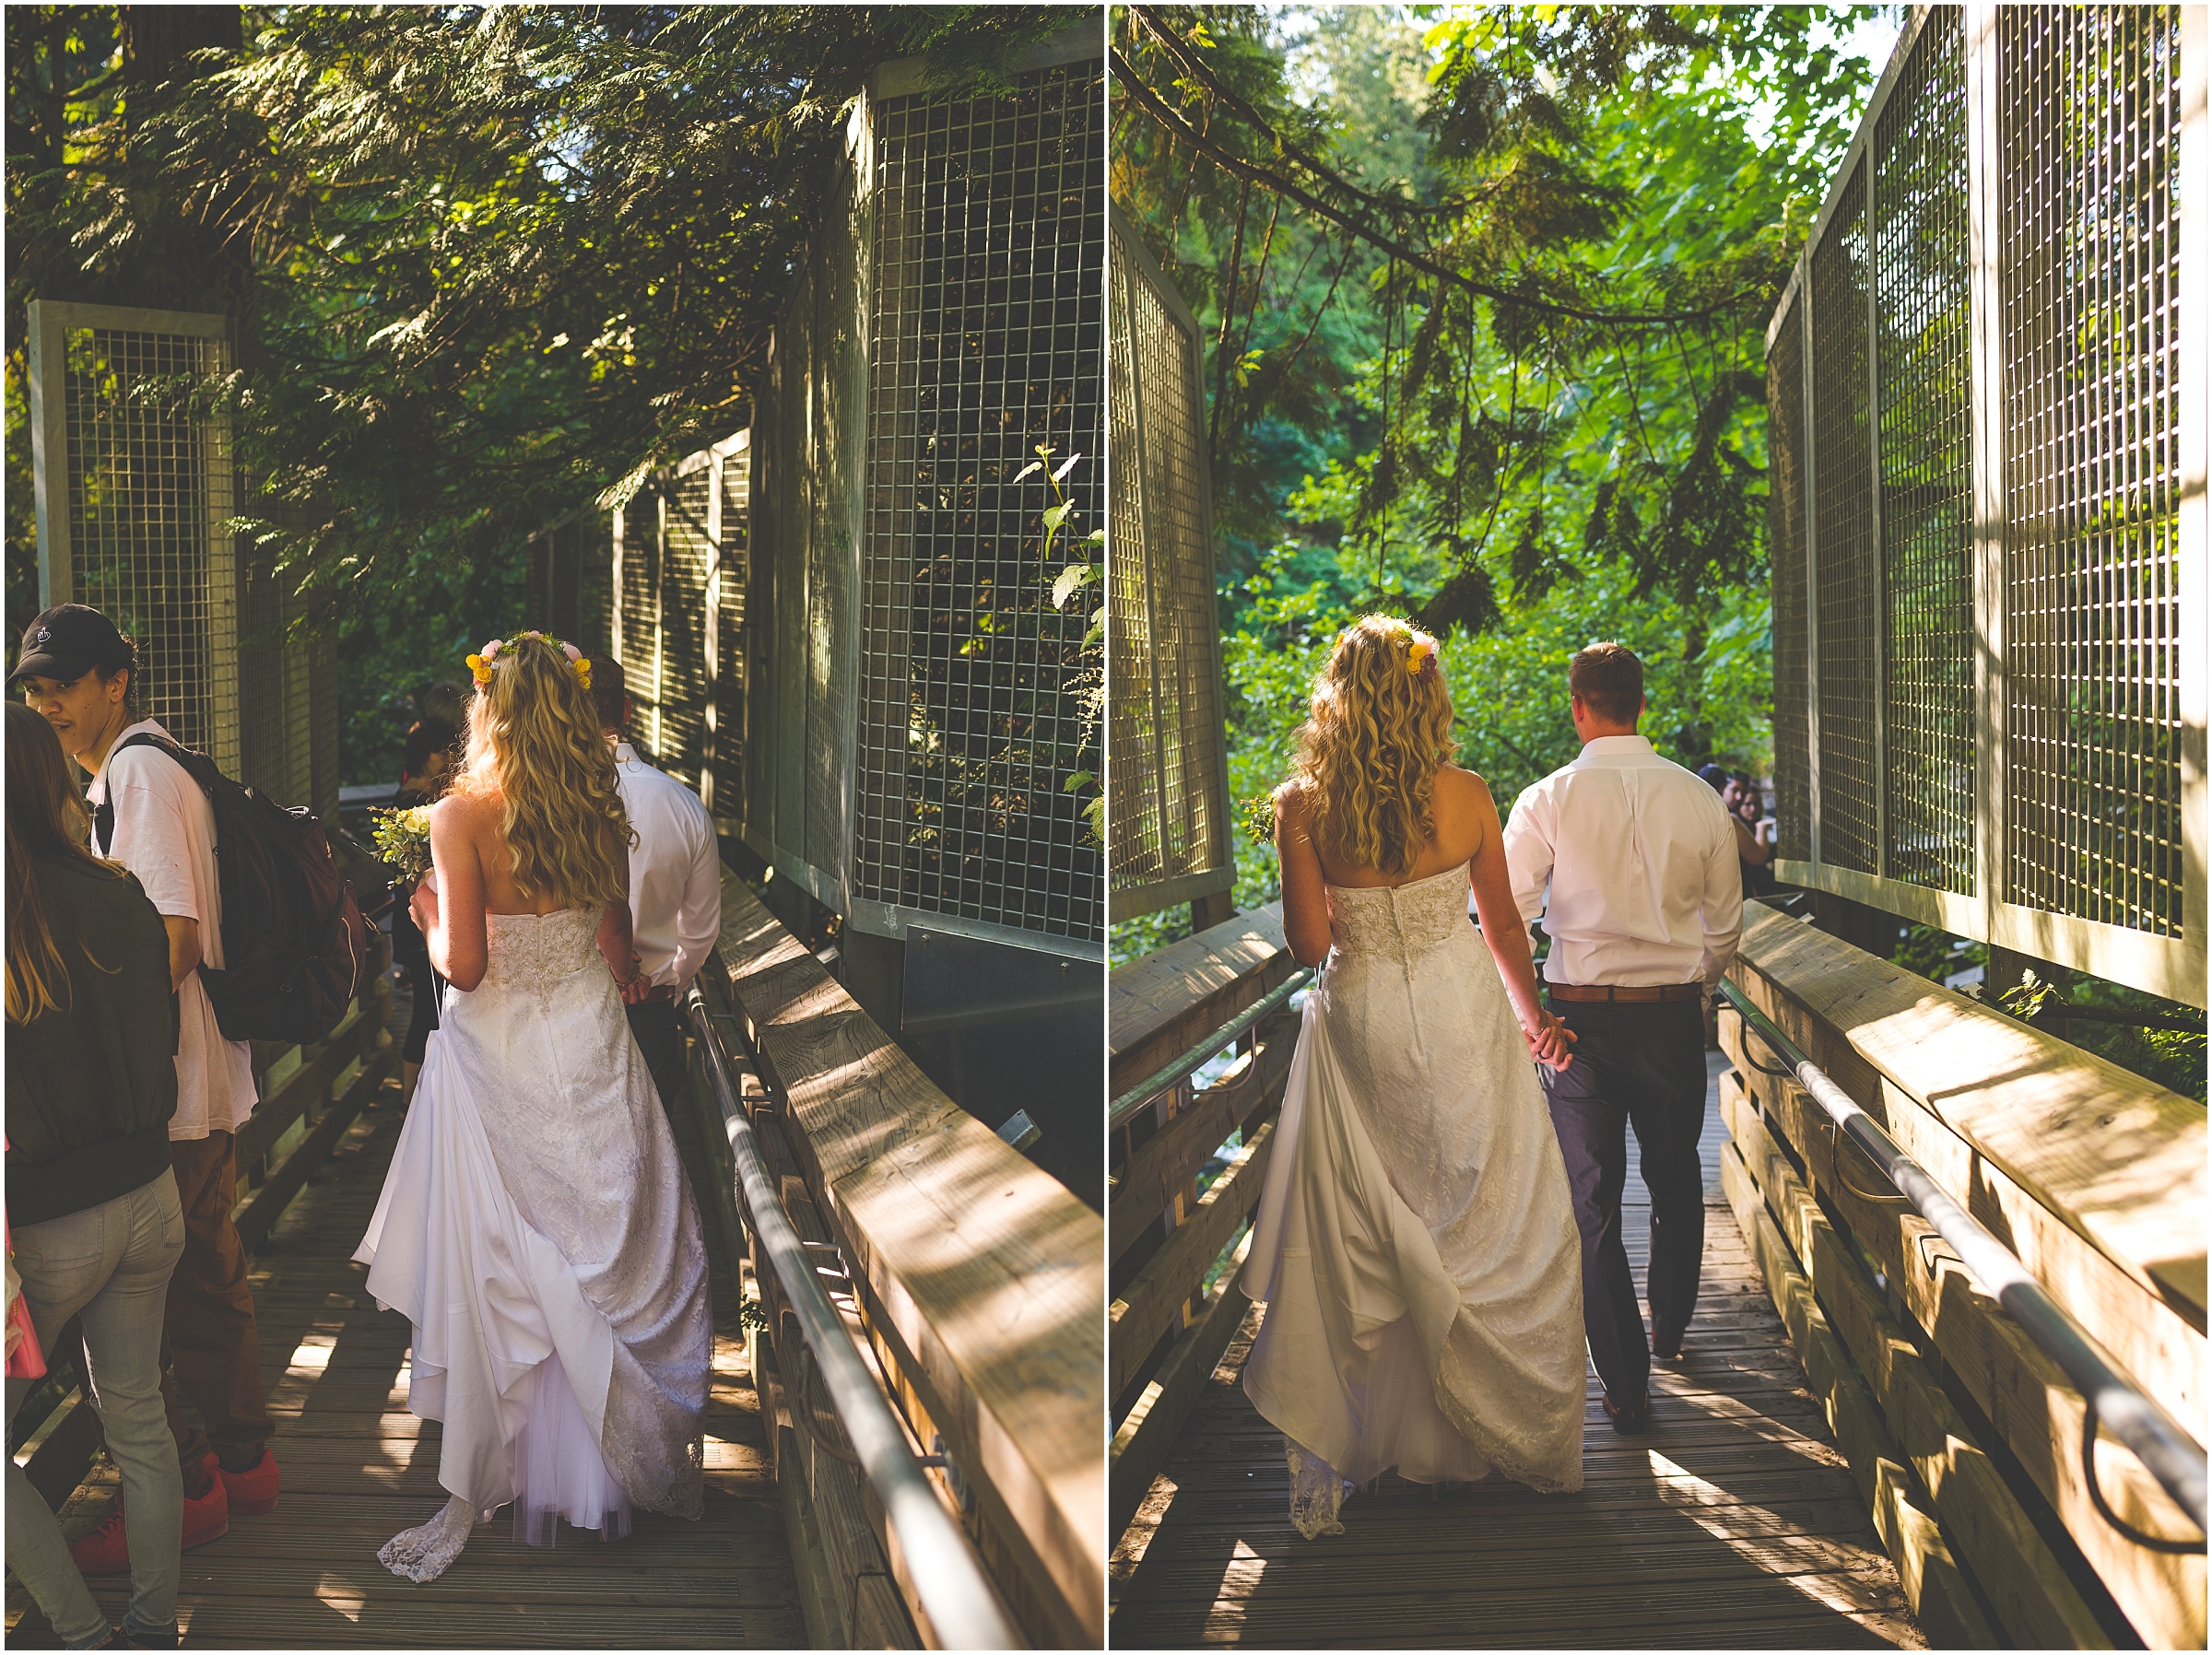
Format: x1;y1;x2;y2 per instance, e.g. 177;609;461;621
714;443;749;828
45;320;238;772
853;60;1105;943
1997;5;2184;936
1769;297;1811;866
660;461;715;795
1875;9;1974;895
1810;161;1880;874
1108;213;1230;920
524;511;614;664
618;489;665;762
1767;6;2201;1005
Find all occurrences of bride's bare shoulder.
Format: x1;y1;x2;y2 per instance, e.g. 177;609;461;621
1433;764;1496;804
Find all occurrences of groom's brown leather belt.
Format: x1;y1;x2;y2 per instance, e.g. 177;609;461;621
1546;981;1705;1004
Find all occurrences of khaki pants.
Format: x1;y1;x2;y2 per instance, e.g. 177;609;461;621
158;1132;271;1479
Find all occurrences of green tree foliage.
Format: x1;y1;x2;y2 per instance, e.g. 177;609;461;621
6;4;1077;780
1109;5;1876;957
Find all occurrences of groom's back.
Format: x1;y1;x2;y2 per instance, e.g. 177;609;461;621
1502;737;1741;988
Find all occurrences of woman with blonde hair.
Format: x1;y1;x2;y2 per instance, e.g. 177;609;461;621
1240;616;1589;1539
355;632;711;1585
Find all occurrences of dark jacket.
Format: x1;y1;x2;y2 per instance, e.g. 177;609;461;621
6;859;179;1227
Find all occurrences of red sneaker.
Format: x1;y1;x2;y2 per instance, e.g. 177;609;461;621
69;1474;229;1574
207;1448;279;1516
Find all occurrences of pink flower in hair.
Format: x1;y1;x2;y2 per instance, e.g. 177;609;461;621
561;642;582;663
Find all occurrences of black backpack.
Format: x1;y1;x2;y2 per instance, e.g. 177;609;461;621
94;734;369;1047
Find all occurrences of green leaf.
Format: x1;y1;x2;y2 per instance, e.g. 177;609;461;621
1051;562;1096;609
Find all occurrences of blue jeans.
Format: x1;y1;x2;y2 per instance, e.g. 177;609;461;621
7;1170;187;1647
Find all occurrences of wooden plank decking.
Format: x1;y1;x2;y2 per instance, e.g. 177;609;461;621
8;1058;805;1648
1110;1055;1927;1649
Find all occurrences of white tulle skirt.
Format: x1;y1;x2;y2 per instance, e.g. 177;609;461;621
357;1024;632;1544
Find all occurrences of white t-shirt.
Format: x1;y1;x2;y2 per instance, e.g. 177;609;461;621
610;742;723;990
1501;734;1744;990
87;719;259;1140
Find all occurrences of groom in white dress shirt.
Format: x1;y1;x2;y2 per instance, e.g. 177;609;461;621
587;658;723;1122
1501;641;1742;1433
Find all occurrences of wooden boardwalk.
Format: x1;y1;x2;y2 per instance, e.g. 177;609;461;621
8;1054;804;1647
1111;1056;1926;1649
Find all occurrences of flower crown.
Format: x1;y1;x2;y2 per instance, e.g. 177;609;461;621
466;631;591;692
1398;626;1440;683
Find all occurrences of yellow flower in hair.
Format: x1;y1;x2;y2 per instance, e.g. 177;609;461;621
1406;635;1436;678
575;659;592;691
465;652;492;687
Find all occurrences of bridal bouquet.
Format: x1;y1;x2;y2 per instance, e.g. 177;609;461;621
370;804;434;886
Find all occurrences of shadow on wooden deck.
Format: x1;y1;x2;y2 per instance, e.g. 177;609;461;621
1109;1055;1927;1649
7;1005;804;1649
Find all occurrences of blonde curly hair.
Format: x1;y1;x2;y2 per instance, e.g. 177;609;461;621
449;632;634;910
1282;615;1455;877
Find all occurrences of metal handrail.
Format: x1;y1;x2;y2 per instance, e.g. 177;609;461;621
684;988;1024;1648
1109;967;1313;1131
1717;980;2207;1547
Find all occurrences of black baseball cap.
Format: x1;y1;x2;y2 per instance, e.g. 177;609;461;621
11;604;135;689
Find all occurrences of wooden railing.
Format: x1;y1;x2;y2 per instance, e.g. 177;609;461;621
702;873;1105;1649
13;921;395;1510
1719;899;2206;1649
1106;906;1301;1543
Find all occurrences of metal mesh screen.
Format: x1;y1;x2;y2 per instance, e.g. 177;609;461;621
524;511;614;663
713;445;748;827
659;462;713;795
56;325;237;770
617;492;665;761
1875;11;1974;895
1809;163;1879;874
1997;5;2184;935
1108;217;1230;917
1768;299;1811;865
235;556;316;809
853;60;1105;942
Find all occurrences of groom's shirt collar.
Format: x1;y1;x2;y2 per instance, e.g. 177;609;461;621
1573;734;1656;763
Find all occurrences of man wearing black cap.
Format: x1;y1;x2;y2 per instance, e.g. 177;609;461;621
13;605;278;1568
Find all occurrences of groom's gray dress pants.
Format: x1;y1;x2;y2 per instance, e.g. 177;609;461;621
1538;997;1709;1406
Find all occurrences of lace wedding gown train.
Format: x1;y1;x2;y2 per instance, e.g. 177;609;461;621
355;907;712;1570
1241;863;1587;1539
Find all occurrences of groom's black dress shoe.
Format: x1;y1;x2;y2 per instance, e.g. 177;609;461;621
1652;1329;1685;1361
1602;1392;1652;1435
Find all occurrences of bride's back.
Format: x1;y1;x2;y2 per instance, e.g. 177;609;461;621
1312;765;1490;889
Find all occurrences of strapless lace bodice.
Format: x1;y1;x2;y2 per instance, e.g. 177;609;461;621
481;909;602;1004
1325;863;1469;965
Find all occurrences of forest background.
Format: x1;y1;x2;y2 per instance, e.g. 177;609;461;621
6;4;1076;785
1111;2;1895;961
1109;2;2205;1101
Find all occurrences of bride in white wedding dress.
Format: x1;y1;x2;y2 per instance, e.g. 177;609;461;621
355;632;711;1583
1242;616;1588;1539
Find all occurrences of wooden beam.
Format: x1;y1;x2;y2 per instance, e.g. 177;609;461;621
234;1032;395;1254
1109;1120;1273;1400
1733;902;2206;1318
1722;1023;2208;1646
1109;905;1290;1093
1720;1141;1999;1648
712;873;1105;1649
1721;1073;2111;1648
1108;1025;1294;1262
1110;1232;1254;1545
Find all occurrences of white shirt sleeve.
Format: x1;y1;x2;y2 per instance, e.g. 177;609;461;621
102;772;200;923
669;812;723;990
1501;784;1553;926
1695;803;1745;988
